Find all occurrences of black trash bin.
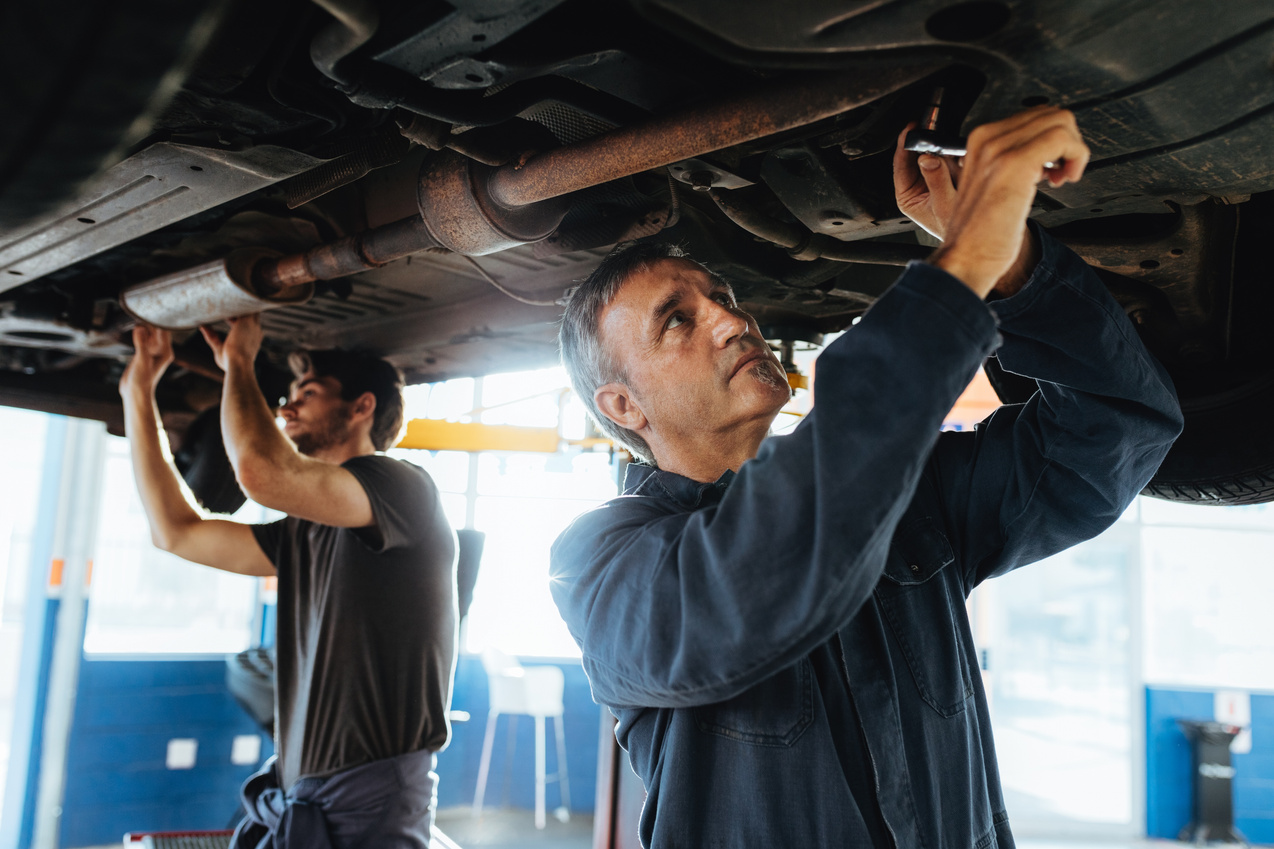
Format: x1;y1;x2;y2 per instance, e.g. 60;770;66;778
1176;719;1248;846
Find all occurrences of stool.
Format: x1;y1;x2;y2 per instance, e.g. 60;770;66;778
472;648;571;829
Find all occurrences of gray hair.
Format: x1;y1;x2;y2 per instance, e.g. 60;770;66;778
559;242;691;466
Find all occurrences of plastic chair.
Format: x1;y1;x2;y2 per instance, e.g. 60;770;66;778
472;648;571;829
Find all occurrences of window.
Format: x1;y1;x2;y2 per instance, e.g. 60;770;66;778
394;367;620;658
82;436;264;655
976;520;1138;830
1141;499;1274;690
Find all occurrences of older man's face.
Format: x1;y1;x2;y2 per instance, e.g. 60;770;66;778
598;258;790;455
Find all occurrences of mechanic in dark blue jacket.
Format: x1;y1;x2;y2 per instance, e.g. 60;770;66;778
549;107;1183;848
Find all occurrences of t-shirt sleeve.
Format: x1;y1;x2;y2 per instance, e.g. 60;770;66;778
251;518;288;566
341;454;438;552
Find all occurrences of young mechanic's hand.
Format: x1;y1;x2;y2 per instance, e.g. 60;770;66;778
903;107;1090;299
119;325;174;399
199;314;264;373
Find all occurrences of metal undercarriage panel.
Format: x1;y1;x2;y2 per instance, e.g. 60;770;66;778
0;0;1271;422
0;143;325;291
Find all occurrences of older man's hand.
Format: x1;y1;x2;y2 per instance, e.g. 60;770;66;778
895;106;1090;299
893;122;962;241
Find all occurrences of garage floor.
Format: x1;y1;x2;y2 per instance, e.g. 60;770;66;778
435;807;593;848
73;832;1195;849
1020;842;1180;848
429;809;1185;849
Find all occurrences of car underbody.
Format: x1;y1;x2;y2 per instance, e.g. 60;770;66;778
1;0;1273;504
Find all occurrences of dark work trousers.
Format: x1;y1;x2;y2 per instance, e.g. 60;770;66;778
231;748;437;849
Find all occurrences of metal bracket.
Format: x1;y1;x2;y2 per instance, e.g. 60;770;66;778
668;158;754;192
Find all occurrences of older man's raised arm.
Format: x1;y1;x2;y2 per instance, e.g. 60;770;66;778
550;107;1180;711
890;112;1182;587
932;227;1183;591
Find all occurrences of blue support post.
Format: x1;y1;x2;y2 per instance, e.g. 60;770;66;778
0;417;67;849
0;416;108;849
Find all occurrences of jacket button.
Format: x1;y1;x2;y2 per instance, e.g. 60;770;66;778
910;564;920;573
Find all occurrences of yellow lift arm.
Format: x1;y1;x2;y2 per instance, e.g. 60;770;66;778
396;372;806;454
397;419;612;454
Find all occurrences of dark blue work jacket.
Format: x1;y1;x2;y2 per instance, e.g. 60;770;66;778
550;230;1183;849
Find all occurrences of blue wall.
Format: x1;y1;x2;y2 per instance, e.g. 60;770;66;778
55;654;600;846
1146;687;1274;844
437;655;601;813
59;659;272;848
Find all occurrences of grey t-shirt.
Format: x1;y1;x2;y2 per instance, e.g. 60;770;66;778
252;454;457;790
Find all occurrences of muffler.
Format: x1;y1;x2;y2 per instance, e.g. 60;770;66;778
119;248;314;330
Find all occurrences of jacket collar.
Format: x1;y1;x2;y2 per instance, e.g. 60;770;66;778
622;463;735;510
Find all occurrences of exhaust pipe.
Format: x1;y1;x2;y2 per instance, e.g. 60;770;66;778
120;60;944;325
119;217;439;328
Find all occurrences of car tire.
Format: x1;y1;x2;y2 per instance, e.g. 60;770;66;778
1139;373;1274;506
985;355;1274;506
174;406;248;515
0;0;220;226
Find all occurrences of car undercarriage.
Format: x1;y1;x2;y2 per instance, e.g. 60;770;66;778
2;0;1273;504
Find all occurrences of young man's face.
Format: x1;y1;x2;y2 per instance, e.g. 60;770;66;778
278;371;355;456
597;258;790;457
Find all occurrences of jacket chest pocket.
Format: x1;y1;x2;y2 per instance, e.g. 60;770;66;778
875;516;975;718
693;658;814;747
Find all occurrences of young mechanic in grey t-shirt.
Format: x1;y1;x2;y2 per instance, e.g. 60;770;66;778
120;322;455;848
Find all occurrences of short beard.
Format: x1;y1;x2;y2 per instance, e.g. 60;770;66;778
290;410;353;457
750;359;793;399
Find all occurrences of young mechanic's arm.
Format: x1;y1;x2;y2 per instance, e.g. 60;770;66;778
199;315;375;528
119;326;274;576
551;108;1087;710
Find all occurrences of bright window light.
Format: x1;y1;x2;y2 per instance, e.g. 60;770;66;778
0;408;51;807
1142;519;1274;690
82;436;263;655
397;367;619;658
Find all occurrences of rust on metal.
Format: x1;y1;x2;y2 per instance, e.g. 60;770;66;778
417;152;569;255
253;215;440;291
303;236;365;281
361;215;438;264
257;254;313;295
485;63;943;209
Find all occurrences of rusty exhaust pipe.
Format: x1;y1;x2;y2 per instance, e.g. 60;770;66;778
119;217;439;328
418;62;943;255
121;62;943;324
483;63;943;209
251;215;439;293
